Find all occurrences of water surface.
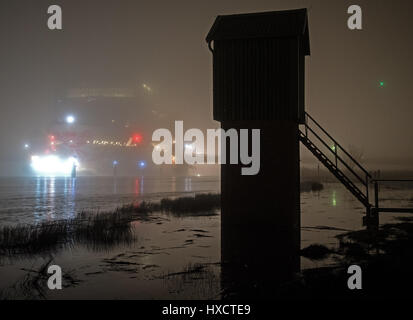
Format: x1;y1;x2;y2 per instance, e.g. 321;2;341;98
0;176;412;299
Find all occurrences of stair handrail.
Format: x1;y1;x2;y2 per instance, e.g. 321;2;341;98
301;126;367;188
371;179;413;212
304;112;372;179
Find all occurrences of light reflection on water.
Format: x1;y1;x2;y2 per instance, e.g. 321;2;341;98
0;176;220;225
33;177;77;223
1;177;412;232
1;177;411;231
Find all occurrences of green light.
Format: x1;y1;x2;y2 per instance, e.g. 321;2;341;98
379;81;385;87
332;191;337;207
331;145;336;152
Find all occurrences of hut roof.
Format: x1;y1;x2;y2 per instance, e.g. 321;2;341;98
206;9;310;55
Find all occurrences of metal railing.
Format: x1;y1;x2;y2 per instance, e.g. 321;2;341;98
303;112;372;204
372;179;413;213
301;112;413;219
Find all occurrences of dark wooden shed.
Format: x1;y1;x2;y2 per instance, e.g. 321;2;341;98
206;8;310;124
206;9;310;298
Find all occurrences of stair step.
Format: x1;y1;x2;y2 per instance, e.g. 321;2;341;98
299;130;369;207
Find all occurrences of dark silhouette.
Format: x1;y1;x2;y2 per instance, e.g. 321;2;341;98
71;163;77;178
207;9;310;298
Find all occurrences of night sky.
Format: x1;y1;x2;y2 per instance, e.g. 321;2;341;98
0;0;412;175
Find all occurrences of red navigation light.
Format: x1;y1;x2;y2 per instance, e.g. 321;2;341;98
132;133;143;144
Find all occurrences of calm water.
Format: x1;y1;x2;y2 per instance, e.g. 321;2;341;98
0;176;220;225
0;176;412;299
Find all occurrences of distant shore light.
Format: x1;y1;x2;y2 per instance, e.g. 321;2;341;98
31;155;79;175
66;115;75;124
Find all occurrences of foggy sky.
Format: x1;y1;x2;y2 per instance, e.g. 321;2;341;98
0;0;412;175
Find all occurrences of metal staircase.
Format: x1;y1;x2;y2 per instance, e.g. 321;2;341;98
299;112;372;209
299;112;413;223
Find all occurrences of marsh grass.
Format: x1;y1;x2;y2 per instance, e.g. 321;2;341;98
0;193;220;257
0;223;67;256
109;193;220;217
160;193;220;216
0;212;135;256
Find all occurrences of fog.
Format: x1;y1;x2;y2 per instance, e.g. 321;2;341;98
0;0;412;176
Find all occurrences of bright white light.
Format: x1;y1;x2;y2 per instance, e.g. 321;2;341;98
24;144;29;149
185;144;194;151
66;115;75;124
31;155;79;176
